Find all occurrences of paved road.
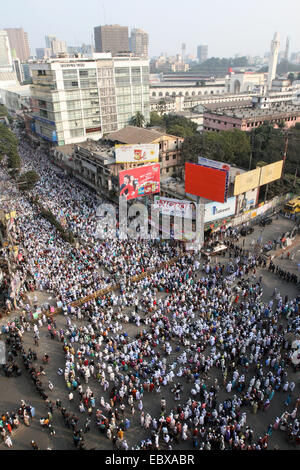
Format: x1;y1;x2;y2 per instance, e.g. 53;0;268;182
1;216;300;450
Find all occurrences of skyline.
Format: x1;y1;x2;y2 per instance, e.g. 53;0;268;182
1;0;300;58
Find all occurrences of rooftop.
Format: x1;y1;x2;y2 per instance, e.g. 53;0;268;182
205;103;300;119
105;125;167;144
75;139;115;164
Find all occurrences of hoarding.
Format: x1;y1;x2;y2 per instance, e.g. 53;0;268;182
119;163;160;200
204;197;236;223
259;160;283;186
198;157;230;172
185;163;228;203
237;187;259;213
116;143;159;164
234;168;261;196
153;196;194;218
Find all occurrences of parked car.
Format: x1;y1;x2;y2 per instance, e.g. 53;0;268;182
240;226;254;236
259;217;272;226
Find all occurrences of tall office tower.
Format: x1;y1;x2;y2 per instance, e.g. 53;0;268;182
4;28;30;61
130;28;148;57
181;43;186;64
36;48;52;60
197;45;208;64
45;35;56;49
267;32;280;90
45;36;67;57
30;54;150;145
94;25;129;56
0;30;14;72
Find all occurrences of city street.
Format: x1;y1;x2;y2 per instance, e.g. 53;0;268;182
1;214;300;450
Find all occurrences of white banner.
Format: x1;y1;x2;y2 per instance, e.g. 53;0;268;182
116;143;159;164
153;196;194;218
204;197;236;223
198;156;230;172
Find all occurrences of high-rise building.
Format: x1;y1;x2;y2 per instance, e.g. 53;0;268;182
21;62;33;82
267;32;280;90
94;25;129;56
45;36;67;57
181;43;186;64
36;48;52;60
4;28;30;62
0;30;13;72
30;54;150;145
197;45;208;64
130;29;148;57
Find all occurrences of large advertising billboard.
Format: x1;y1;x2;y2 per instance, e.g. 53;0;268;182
234;168;261;196
236;187;259;213
198;157;230;172
119;163;160;200
153;196;194;218
259;160;283;186
115;143;159;164
204;197;236;223
185;163;228;203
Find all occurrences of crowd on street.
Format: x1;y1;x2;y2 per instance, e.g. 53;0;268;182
0;133;300;450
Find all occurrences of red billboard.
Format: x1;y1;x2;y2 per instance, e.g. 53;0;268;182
185;163;228;203
119;163;160;200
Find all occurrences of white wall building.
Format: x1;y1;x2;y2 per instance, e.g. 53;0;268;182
225;72;267;93
0;30;13;73
30;53;150;146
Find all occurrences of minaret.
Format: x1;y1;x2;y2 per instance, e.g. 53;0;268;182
181;43;186;64
284;37;290;61
267;32;280;90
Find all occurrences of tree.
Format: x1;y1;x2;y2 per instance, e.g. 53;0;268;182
18;170;39;190
181;129;251;168
0;104;13;124
7;150;21;171
149;111;164;127
163;114;198;137
0;123;19;160
166;124;194;138
129;111;146;128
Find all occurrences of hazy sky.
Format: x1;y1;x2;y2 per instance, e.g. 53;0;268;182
1;0;300;58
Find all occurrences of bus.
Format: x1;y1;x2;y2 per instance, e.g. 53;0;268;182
284;196;300;214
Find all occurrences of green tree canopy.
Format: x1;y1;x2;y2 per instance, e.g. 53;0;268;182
181;129;251;168
129;111;146;128
18;170;40;190
163;114;198;137
149;111;164;127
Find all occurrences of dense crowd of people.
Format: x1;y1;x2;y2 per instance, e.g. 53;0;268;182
0;131;299;450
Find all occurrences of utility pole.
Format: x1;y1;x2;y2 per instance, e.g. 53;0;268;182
294;167;298;188
282;132;289;172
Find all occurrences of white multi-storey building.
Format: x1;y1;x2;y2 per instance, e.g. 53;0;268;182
30;53;150;146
